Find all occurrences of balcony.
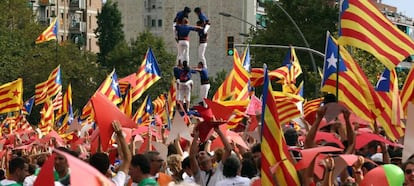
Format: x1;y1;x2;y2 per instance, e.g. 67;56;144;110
70;0;86;10
69;22;86;33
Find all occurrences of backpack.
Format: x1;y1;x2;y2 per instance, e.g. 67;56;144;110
179;71;189;82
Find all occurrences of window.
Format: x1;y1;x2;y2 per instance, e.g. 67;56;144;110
151;19;156;27
89;38;91;51
61;36;64;41
89;15;91;29
158;19;162;27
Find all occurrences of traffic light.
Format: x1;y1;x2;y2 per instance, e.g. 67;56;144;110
227;36;234;56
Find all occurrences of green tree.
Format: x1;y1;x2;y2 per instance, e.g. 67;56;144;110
95;0;125;68
251;0;338;98
0;0;43;83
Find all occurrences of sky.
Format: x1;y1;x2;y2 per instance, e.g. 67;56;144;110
382;0;414;18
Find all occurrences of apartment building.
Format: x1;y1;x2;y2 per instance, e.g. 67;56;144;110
31;0;102;52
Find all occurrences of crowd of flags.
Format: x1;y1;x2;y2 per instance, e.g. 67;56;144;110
0;0;413;185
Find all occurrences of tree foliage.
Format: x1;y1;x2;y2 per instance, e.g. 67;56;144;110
95;0;125;68
0;0;43;83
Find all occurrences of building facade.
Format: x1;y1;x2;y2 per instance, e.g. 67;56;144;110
114;0;260;77
30;0;101;53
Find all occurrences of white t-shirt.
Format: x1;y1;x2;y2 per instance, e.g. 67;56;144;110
111;171;127;186
194;162;225;186
0;179;19;186
215;176;250;186
182;172;195;183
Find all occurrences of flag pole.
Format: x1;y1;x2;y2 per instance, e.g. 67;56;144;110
336;1;342;102
55;0;59;64
164;93;172;130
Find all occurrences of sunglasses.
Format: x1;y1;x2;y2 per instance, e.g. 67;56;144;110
405;168;414;174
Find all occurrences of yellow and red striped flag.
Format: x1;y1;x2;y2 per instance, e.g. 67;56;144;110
131;48;161;102
303;98;323;118
213;49;249;101
401;67;414;116
97;69;122;105
338;0;414;70
56;84;72;119
132;96;149;124
0;78;23;114
80;101;93;121
250;67;289;87
273;91;302;125
35;18;58;44
35;65;62;105
119;87;133;118
39;98;54;135
167;80;176;120
375;69;404;141
261;65;300;186
52;91;63;110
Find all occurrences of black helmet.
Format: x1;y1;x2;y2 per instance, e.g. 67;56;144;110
184;7;191;13
194;7;201;13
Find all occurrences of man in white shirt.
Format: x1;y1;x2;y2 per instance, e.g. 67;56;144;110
0;157;28;186
189;125;233;186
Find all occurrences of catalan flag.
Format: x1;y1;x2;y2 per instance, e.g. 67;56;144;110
131;48;161;102
375;69;404;141
401;67;414;116
0;78;23;114
241;45;251;72
261;65;300;186
250;67;289;87
273;91;302;125
35;18;58;44
119;87;133;118
97;69;122;105
133;96;149;124
213;49;250;101
35;66;62;105
338;0;414;70
167;80;176;120
282;47;303;95
303;98;323;118
321;33;374;123
282;46;302;81
145;96;155;126
52;91;63;110
39;98;54;135
21;96;35;115
80;101;94;121
56;84;72;119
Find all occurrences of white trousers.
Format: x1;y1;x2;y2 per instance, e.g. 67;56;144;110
200;83;210;101
177;40;190;65
198;43;208;68
178;80;193;104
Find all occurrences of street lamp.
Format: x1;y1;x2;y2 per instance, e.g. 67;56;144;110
274;2;317;78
